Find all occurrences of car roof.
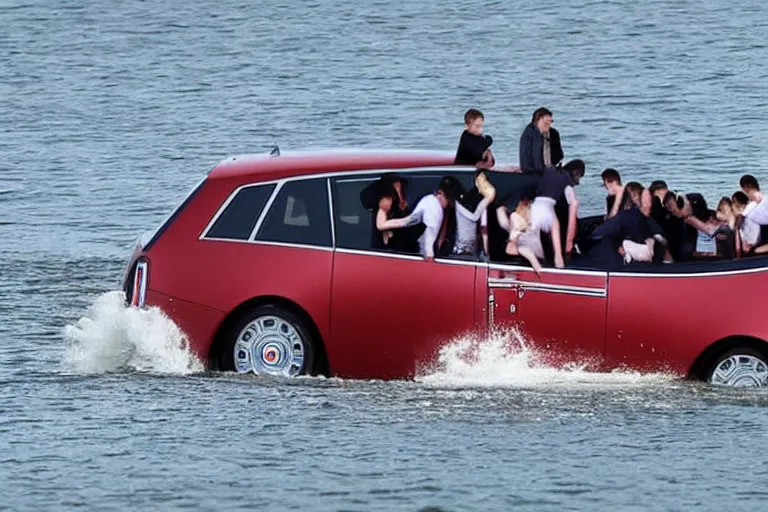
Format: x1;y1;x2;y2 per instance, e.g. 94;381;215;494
207;149;459;181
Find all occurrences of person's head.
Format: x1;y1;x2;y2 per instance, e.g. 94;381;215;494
649;180;668;200
740;174;761;201
464;108;484;136
622;181;645;210
731;190;749;213
531;107;553;134
601;168;622;192
380;172;408;204
437;176;463;208
563;159;585;185
716;197;735;223
515;196;533;215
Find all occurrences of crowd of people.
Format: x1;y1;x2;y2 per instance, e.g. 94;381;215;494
366;107;768;272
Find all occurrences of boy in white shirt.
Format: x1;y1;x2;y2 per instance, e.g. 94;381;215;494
740;174;768;226
377;176;462;260
731;191;760;252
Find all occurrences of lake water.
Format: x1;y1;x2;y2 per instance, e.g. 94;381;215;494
2;0;768;510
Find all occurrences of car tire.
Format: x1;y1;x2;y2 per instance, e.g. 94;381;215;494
707;346;768;388
219;305;315;377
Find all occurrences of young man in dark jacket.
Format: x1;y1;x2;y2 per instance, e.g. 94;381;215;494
519;107;563;173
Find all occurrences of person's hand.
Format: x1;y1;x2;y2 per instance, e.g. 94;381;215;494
566;239;574;254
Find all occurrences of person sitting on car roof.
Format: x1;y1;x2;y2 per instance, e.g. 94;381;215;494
519;107;563;173
454;108;495;168
376;176;463;261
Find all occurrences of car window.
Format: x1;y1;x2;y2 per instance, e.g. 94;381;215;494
332;176;379;250
332;170;474;252
205;183;276;240
256;178;332;247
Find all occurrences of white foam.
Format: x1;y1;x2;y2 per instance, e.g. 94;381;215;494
416;328;676;389
62;291;204;375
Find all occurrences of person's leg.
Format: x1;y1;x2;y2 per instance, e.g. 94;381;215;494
551;216;565;268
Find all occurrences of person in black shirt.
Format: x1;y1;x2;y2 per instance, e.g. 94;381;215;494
455;108;495;168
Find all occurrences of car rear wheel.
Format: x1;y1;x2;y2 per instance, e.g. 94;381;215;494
707;347;768;388
220;306;315;377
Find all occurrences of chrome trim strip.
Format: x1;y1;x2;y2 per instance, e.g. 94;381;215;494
326;178;336;248
199;237;253;245
249;181;283;241
610;265;768;278
335;247;423;261
488;263;607;278
488;277;606;298
252;240;333;252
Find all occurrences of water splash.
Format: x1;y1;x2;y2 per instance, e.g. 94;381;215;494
416;328;677;389
62;291;204;375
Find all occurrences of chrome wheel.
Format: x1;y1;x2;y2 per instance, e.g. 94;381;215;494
709;354;768;387
233;315;305;377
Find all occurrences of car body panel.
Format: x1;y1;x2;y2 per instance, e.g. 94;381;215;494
489;266;608;369
329;251;477;379
124;149;768;380
606;267;768;374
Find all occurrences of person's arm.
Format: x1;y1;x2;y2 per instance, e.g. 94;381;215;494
683;215;716;235
745;201;768;226
564;185;579;253
496;206;511;232
608;187;623;218
457;195;494;223
376;210;413;230
592;215;622;240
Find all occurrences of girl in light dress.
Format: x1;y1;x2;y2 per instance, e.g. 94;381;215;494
497;197;544;274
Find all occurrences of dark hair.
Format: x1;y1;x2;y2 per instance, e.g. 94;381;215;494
740;174;760;191
464;108;484;125
438;176;463;201
649;180;668;194
531;107;553;124
622;181;645;209
601;168;621;185
563;159;585;175
459;187;483;212
717;196;733;211
662;190;678;207
731;190;749;206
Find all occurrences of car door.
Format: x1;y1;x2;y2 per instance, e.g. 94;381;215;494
329;170;481;379
488;264;608;369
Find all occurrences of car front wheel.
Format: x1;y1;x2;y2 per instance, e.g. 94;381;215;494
707;347;768;388
220;306;315;377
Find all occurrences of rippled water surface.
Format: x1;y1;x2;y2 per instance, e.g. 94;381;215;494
2;0;768;510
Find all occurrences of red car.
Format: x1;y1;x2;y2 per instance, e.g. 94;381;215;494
122;149;768;387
